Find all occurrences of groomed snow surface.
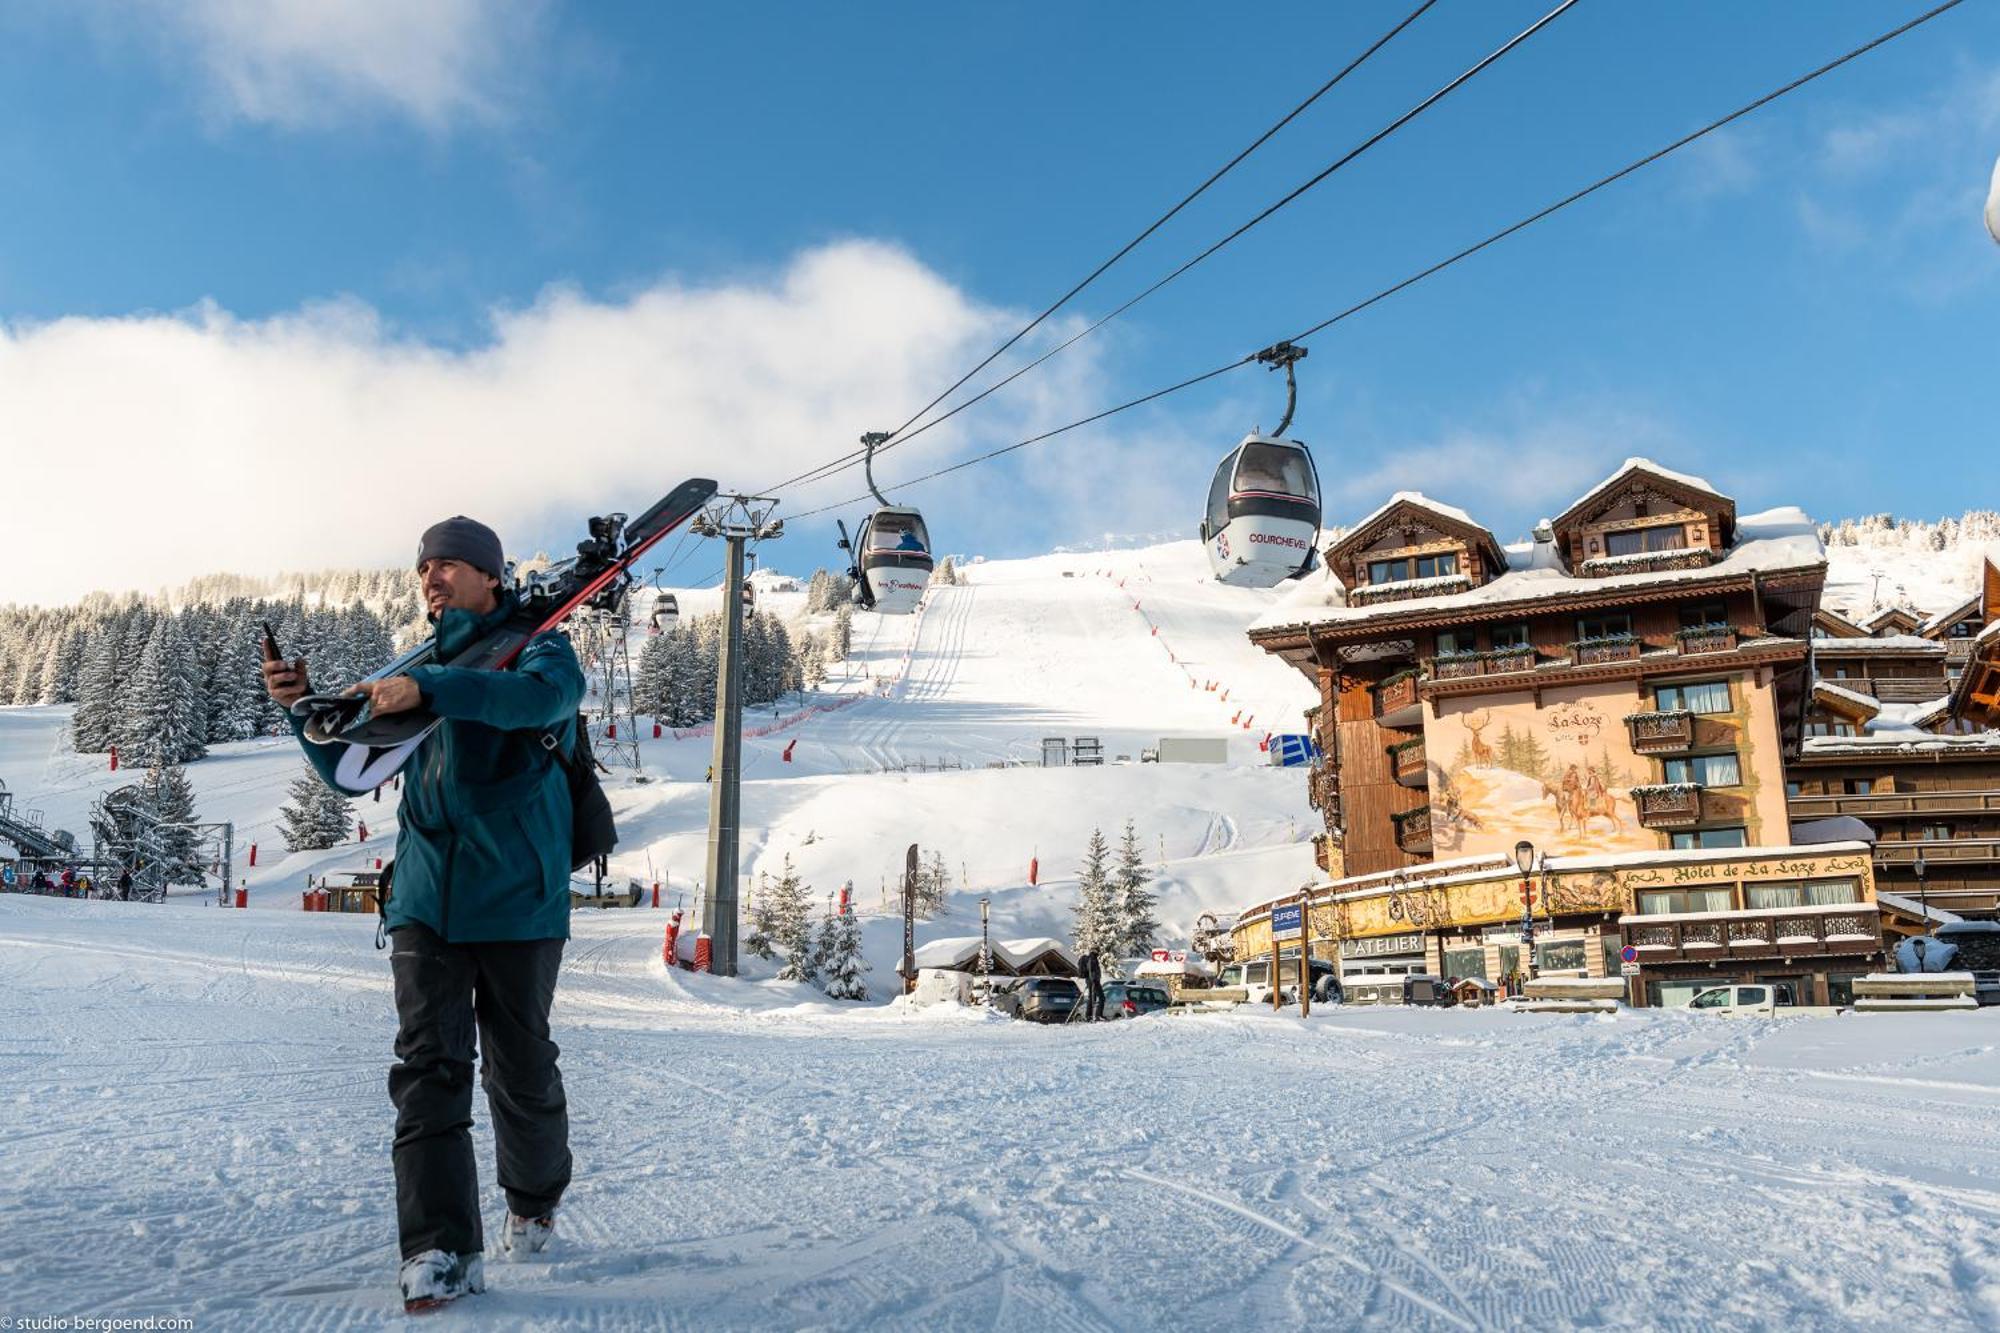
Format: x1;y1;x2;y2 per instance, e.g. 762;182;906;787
7;897;2000;1330
4;536;2000;1328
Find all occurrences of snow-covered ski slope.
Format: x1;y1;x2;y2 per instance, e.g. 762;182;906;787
0;539;1320;979
6;894;2000;1329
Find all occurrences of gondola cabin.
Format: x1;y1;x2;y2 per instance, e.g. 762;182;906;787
857;506;932;615
1202;434;1321;587
649;592;678;635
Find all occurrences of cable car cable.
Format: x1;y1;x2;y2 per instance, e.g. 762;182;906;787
869;0;1438;450
778;0;1965;524
757;0;1437;498
764;0;1570;499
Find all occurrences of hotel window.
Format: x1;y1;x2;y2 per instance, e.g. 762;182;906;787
1655;680;1731;714
1678;601;1728;629
1918;823;1953;841
1635;885;1734;914
1577;613;1632;641
1436;629;1475;657
1950;620;1979;639
1368;551;1458;585
1805;719;1858;738
1490;623;1531;650
1752;877;1861;908
1841;777;1875;795
1786;780;1802;797
1443;948;1487;980
1605;524;1688;556
1670;827;1747;850
1662;752;1741;787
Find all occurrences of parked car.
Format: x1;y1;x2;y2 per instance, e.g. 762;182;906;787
1218;957;1338;1005
1101;982;1170;1019
992;977;1081;1024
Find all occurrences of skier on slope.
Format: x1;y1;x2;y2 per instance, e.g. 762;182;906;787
264;515;586;1314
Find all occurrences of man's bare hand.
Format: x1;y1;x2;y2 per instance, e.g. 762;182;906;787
345;676;422;717
262;656;312;708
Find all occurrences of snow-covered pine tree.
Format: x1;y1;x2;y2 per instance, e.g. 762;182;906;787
279;768;333;852
1071;826;1116;957
70;620;123;753
771;856;817;983
123;614;207;766
829;604;853;661
805;568;831;613
633;632;670;717
817;891;870;1001
1109;819;1160;962
914;850;949;918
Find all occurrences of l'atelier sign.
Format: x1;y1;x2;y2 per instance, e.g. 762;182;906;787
1545;701;1605;749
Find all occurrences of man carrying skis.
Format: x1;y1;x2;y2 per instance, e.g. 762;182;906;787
264;515;585;1313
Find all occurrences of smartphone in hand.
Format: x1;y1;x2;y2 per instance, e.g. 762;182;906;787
261;621;283;664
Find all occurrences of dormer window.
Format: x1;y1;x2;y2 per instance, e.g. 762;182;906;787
1368;551;1458;585
1605;524;1687;557
1951;620;1979;639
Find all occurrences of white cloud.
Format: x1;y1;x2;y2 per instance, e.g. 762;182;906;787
0;242;1112;605
115;0;545;130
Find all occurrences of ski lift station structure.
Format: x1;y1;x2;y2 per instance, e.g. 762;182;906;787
1200;342;1322;588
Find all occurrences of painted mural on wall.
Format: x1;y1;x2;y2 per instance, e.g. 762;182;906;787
1426;687;1654;857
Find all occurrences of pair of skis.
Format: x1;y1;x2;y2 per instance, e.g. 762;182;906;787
292;479;718;795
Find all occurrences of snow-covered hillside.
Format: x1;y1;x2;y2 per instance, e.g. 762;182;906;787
0;539;1319;985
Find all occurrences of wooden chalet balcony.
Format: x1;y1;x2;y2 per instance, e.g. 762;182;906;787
1429;648;1536;681
1571;637;1641;666
1874;838;2000;866
1390;738;1427;788
1675;627;1738;656
1860;675;1953;703
1391;805;1432;854
1621;905;1882;963
1625;709;1695;755
1375;672;1422;726
1946;640;1976;665
1631;783;1703;829
1790;790;2000;821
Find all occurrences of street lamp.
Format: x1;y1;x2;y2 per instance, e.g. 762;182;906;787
979;896;992;993
1513;840;1539;983
1914;849;1929;930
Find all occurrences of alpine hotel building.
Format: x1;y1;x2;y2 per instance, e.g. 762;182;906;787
1236;459;1925;1008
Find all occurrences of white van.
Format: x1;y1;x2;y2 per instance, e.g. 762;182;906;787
1685;983;1835;1017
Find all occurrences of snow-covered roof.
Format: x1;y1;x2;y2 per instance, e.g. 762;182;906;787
1919;592;1981;636
1803;732;2000;755
1812;635;1945;655
1343;489;1481;536
911;936;1078;971
1875;891;1961;926
1557;457;1725;526
1862;606;1920;630
1253;506;1824;635
1811;680;1880;718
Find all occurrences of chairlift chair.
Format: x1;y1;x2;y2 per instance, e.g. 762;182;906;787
835;431;933;614
1201;343;1322;587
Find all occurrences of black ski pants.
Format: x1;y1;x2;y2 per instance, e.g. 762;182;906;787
388;924;571;1260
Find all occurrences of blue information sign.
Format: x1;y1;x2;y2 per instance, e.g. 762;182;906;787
1271;902;1304;940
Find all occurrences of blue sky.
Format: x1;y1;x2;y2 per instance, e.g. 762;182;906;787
1;1;1995;600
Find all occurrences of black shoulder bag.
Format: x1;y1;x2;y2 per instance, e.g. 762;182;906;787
542;711;618;873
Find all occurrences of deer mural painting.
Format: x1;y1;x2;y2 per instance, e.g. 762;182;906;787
1464;709;1495;768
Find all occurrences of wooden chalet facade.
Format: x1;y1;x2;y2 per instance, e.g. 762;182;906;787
1242;458;1894;1004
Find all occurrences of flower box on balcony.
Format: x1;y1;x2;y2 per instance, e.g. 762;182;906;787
1390;804;1432;852
1570;635;1641;666
1631;782;1703;828
1389;736;1428;786
1432;653;1485;680
1579;548;1716;577
1675;623;1738;655
1348;573;1473;607
1624;709;1695;754
1375;670;1421;723
1485;646;1536;674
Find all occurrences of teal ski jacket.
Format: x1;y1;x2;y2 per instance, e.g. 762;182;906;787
292;592;586;943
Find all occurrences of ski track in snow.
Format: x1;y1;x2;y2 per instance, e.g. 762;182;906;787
5;897;2000;1330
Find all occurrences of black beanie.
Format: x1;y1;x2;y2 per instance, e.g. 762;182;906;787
416;516;505;581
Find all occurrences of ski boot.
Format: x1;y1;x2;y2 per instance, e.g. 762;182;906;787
398;1249;485;1313
500;1211;556;1260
